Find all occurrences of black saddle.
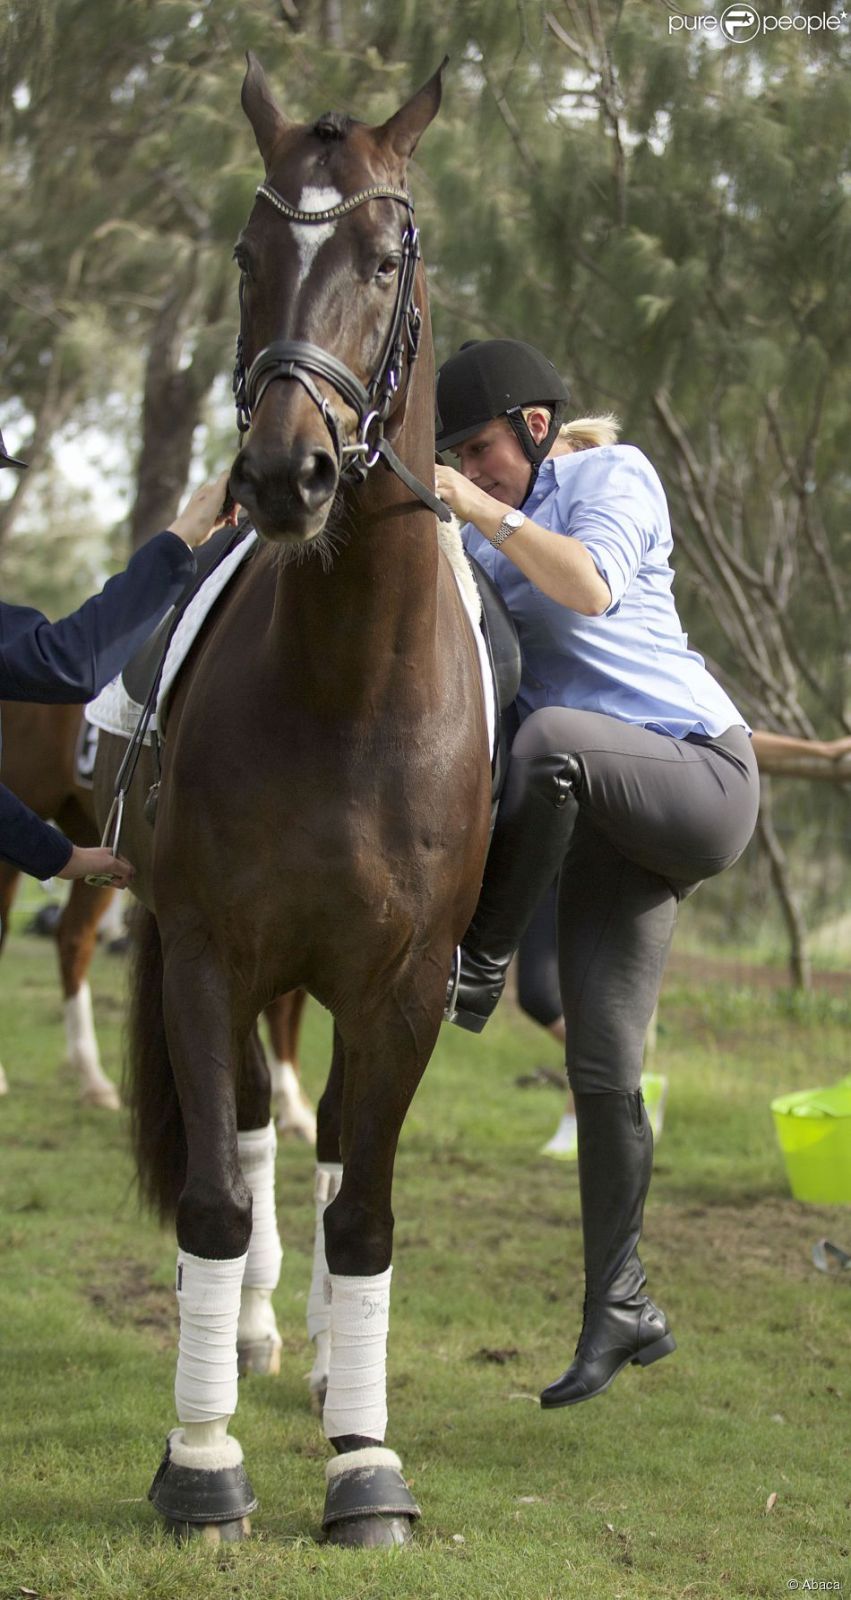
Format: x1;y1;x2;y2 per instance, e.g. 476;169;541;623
121;521;255;707
466;553;522;800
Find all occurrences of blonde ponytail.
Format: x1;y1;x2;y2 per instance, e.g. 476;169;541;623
559;414;621;451
521;407;621;453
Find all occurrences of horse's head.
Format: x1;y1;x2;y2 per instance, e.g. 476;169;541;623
229;54;444;545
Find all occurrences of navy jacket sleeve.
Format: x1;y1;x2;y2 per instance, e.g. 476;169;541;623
0;530;195;703
0;783;73;879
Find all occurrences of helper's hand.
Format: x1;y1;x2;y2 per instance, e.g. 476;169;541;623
169;470;238;550
434;463;499;527
57;845;135;889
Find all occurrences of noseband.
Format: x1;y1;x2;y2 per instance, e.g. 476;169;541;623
232;182;450;522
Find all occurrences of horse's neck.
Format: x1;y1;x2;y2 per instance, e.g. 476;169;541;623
272;416;442;721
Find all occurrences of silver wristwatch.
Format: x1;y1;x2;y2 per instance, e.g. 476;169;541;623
490;509;525;548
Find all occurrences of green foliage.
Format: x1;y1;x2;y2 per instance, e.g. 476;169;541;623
1;1;849;932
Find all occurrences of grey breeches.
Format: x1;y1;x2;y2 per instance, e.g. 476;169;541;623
511;708;760;1095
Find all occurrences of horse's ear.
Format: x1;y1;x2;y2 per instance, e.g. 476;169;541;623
242;51;291;170
374;57;448;164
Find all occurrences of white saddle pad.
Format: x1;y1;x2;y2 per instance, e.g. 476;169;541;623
86;532;258;742
86;523;495;760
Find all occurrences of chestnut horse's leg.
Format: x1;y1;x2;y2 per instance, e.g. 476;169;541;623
263;989;316;1143
0;860;20;1094
305;1025;345;1411
319;970;447;1548
235;1028;284;1378
149;927;257;1542
56;881;121;1109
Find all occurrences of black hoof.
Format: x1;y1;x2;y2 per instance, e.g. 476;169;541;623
322;1450;420;1548
325;1513;414;1548
148;1437;258;1530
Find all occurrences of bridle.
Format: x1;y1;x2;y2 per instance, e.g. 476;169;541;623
232;181;450;522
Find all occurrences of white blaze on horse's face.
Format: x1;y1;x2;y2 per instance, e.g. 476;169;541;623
292;186;343;291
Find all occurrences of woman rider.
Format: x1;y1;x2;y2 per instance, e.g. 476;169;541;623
435;340;760;1409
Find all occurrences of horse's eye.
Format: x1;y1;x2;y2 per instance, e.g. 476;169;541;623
233;249;251;279
375;255;400;281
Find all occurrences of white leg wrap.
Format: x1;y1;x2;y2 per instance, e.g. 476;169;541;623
168;1420;244;1471
0;1063;8;1095
323;1266;392;1443
65;983;120;1108
174;1250;247;1424
238;1123;283;1290
306;1163;342;1392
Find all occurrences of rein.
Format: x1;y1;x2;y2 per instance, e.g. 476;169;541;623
232;182;450;523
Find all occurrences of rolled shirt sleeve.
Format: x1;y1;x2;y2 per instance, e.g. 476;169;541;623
561;450;663;613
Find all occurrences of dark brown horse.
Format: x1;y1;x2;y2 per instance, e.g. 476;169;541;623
0;701;315;1133
94;56;491;1545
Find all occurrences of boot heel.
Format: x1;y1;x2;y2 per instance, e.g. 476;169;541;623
632;1331;676;1367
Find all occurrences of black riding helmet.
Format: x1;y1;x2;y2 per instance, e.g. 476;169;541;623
435;339;570;489
0;427;27;470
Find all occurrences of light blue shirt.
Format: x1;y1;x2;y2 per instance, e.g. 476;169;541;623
461;444;747;740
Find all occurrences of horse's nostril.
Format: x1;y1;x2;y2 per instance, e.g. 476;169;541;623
294;450;337;512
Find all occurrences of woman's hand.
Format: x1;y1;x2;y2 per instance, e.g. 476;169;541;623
57;845;135;889
169;470;237;550
435;463;500;527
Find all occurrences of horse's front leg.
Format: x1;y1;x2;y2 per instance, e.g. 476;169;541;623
57;880;120;1109
305;1025;345;1411
150;928;257;1543
319;974;445;1548
264;990;316;1142
236;1027;284;1378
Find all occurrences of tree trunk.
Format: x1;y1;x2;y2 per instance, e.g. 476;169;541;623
129;257;229;550
755;781;812;991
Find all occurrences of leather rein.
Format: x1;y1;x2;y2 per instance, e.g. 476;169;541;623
232;181;450;523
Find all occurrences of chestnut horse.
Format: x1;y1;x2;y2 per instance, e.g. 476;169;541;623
93;57;490;1545
0;701;315;1135
0;702;118;1105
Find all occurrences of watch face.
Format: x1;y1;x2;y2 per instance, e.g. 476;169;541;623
506;511;524;528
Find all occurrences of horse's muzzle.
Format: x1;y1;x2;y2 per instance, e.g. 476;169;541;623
230;443;338;542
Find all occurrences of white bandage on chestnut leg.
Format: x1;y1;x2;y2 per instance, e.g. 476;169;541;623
237;1123;283;1348
323;1266;392;1443
174;1249;247;1430
306;1162;342;1393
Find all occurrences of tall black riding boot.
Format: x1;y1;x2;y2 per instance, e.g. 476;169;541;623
540;1089;675;1408
446;750;581;1033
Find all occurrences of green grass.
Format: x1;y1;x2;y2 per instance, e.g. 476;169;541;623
1;931;849;1599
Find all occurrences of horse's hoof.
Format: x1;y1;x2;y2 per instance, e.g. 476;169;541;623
164;1515;252;1544
309;1378;327;1416
322;1447;420;1548
80;1082;121;1111
276;1107;317;1144
324;1513;414;1548
237;1338;281;1377
148;1432;257;1533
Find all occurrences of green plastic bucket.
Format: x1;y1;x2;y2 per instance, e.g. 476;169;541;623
771;1075;851;1205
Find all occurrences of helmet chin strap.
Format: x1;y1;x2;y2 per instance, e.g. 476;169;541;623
506;404;565;501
